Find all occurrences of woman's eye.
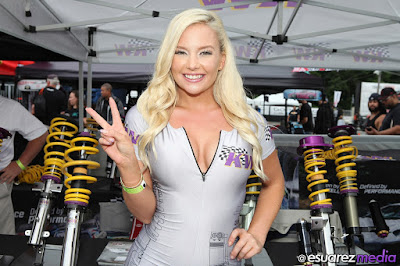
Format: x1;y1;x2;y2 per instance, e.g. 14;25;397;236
175;50;186;55
200;50;212;55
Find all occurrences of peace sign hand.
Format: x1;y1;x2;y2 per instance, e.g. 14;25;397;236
86;98;135;167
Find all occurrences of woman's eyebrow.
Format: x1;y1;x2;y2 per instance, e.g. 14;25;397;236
175;45;215;50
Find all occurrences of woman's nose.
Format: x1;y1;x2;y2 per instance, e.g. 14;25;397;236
186;54;199;70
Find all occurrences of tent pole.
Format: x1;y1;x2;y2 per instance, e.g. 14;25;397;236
87;57;93;110
277;1;283;35
78;61;84;132
285;99;288;130
253;5;278;61
282;0;302;37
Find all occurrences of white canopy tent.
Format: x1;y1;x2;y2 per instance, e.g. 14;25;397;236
2;0;400;129
1;0;400;69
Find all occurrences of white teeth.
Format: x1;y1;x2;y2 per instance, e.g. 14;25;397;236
184;74;203;80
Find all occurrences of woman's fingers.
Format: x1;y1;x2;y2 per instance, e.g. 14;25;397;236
100;128;128;144
228;228;241;246
99;137;114;146
86;107;110;129
108;98;123;129
229;229;262;261
237;243;253;260
243;247;259;260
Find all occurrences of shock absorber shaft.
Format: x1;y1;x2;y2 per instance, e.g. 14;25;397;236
61;131;100;266
61;208;84;266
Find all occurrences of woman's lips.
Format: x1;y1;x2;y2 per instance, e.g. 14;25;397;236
183;74;205;82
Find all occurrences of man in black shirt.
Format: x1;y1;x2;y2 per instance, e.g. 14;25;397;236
33;74;67;125
94;83;125;178
94;83;125;124
287;106;299;123
314;96;334;134
366;87;400;135
363;93;386;131
299;100;314;134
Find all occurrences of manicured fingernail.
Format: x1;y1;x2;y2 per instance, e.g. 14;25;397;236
100;129;107;133
109;138;115;143
230;256;234;260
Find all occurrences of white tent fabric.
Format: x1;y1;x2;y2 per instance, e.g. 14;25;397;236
1;0;400;70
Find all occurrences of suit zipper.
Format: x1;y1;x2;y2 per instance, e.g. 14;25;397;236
182;128;221;182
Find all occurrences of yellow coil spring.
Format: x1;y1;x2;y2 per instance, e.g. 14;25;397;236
43;117;78;182
246;174;262;195
324;136;358;192
303;148;332;208
85;117;99;137
0;139;3;153
62;136;100;205
17;165;44;184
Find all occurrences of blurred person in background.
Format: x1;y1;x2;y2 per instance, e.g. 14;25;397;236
366;87;400;135
299;99;313;134
314;95;334;134
287;106;299;124
32;74;67;125
94;83;125;178
95;83;125;125
363;93;386;132
64;90;86;125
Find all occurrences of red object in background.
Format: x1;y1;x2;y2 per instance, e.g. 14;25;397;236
0;60;35;76
129;217;143;240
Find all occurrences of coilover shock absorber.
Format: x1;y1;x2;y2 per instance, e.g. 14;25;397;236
17;165;44;184
327;125;389;256
299;136;333;212
241;174;262;230
240;174;262;266
326;125;360;258
85;117;99;137
26;117;78;265
61;131;100;266
298;136;335;266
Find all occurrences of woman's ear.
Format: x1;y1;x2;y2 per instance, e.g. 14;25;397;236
219;53;226;70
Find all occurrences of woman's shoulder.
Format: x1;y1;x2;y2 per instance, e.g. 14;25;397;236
125;105;148;130
126;105;142;119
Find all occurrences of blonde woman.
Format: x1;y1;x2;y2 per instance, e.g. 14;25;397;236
87;9;284;266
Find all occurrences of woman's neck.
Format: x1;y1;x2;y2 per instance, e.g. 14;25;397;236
176;89;219;112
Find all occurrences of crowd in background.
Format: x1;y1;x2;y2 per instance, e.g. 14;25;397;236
285;87;400;135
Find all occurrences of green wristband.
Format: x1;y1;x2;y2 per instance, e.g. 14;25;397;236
120;175;146;194
16;159;26;170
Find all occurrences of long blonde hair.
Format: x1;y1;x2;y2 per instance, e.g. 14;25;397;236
137;9;268;180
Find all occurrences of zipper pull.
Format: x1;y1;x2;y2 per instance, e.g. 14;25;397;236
202;172;206;182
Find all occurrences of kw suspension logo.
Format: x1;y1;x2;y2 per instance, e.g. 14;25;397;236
297;249;396;264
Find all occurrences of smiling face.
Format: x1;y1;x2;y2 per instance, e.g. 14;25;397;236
171;23;225;99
